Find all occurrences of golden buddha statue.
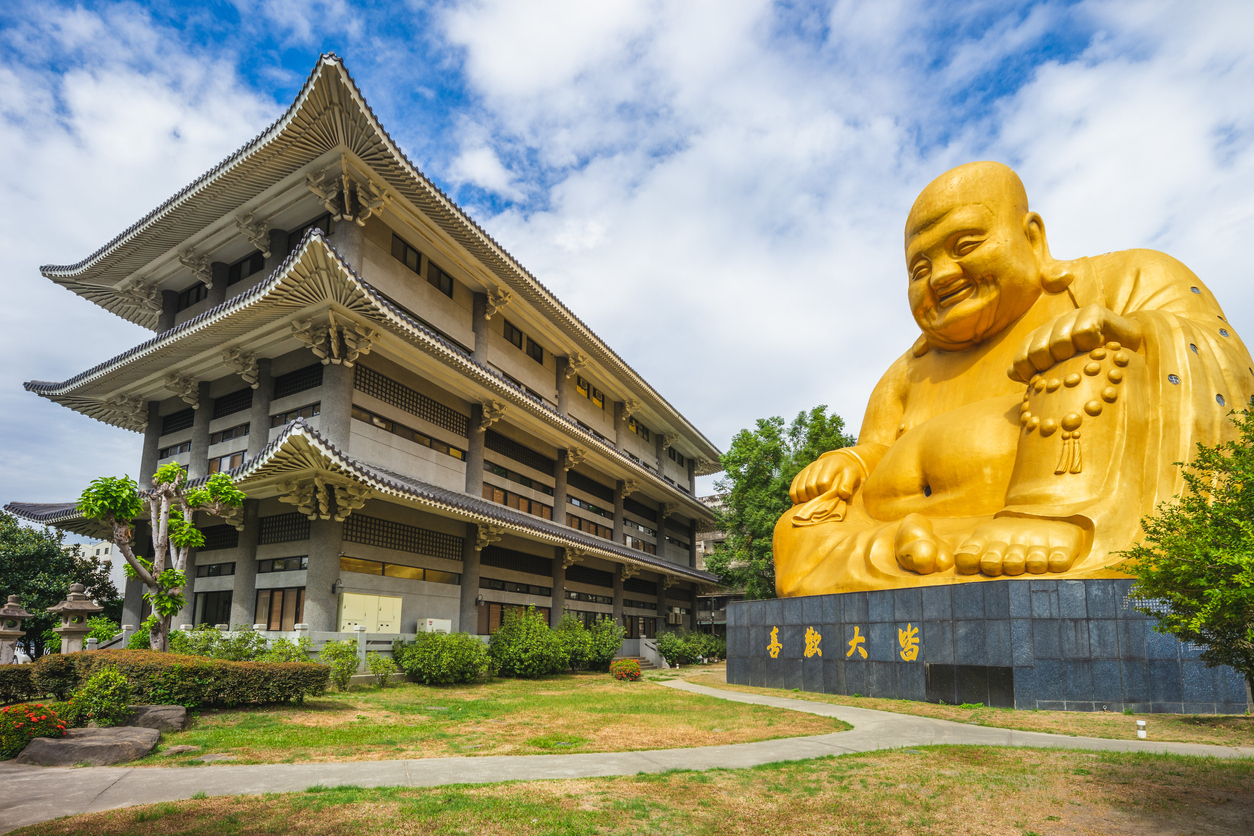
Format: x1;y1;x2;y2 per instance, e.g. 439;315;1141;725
774;161;1254;595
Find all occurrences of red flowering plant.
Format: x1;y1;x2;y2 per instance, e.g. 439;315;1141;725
0;702;67;759
609;659;642;682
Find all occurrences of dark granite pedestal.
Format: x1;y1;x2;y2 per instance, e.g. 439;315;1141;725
725;579;1250;714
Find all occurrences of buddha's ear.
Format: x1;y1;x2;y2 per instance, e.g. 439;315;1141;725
1023;211;1050;262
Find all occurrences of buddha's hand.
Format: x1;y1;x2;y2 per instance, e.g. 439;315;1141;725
789;449;868;505
1009;303;1144;383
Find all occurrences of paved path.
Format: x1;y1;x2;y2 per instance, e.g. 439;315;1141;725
2;680;1250;834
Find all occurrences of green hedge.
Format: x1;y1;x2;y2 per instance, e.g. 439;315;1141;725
395;632;493;685
0;666;35;706
30;650;328;708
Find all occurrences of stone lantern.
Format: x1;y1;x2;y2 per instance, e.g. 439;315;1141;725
0;595;33;664
47;583;103;654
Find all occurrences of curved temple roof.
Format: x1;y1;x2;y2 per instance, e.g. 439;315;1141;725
6;419;718;587
41;53;721;466
27;230;718;512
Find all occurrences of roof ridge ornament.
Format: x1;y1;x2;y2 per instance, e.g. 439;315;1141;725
483;286;512;320
178;249;213;288
662;431;679;450
621;478;640;498
564;351;590;379
621;398;641;422
563;447;586;471
222;348;260;389
235;213;272;258
306;160;392;227
103;394;147;431
659;501;675;520
562;547;585;568
291;312;379;368
479;400;507;430
115;277;163;312
620;565;640;581
164;373;200;409
475;523;505;551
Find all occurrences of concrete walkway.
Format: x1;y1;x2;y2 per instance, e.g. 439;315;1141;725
1;680;1251;834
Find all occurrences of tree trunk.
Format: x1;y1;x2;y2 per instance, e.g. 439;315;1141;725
149;613;170;652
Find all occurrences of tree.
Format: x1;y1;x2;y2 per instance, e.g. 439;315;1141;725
77;464;246;652
706;406;854;599
1121;408;1254;700
0;512;120;658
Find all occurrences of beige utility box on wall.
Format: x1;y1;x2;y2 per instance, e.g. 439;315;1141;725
337;592;402;632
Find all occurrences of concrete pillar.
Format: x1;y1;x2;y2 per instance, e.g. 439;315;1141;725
656;431;666;474
688;585;699;633
612;564;625;624
207;262;228;306
552;465;568;527
471;293;491;364
613;481;625;545
139;400;162;487
465;404;485;495
265;228;289;273
458;523;481;634
157;290;178;332
655;574;669;636
687;456;696;489
247;359;273;460
658;501;670;562
173;547;196;630
303;518;343;632
614;401;625;448
328;219;365;272
550;548;565;628
319;362;354;451
188;381;214;479
556;356;570;414
122;521;150;630
229;500;261;630
688;519;698;569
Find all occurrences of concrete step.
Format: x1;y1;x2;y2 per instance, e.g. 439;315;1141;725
614;655;657;670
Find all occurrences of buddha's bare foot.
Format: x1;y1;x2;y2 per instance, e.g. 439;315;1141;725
894;513;955;575
955;518;1085;577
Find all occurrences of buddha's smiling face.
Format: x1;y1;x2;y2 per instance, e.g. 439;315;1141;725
905;163;1048;350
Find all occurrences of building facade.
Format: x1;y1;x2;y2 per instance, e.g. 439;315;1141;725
7;55;721;642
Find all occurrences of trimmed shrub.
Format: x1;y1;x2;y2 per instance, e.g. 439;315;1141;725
610;659;641;681
0;702;66;759
556;613;593;671
489;607;564;678
0;666;35;706
366;652;398;687
261;637;315;664
655;632;693;667
320;640;359;690
31;654;77;700
396;632;493;685
587;616;627;672
170;625;269;661
72;668;133;727
44;650;327;708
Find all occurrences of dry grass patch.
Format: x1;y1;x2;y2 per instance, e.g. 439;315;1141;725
22;746;1254;835
687;671;1254;748
137;671;844;765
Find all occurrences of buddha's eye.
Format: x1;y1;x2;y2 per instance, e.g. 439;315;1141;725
909;259;930;282
954;237;983;257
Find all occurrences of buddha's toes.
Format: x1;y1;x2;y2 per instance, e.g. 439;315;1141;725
954;518;1085;577
894;513;955;575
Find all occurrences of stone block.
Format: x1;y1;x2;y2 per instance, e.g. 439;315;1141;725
1086;581;1117;618
1008;582;1031;618
1064;661;1094;702
985;619;1012;667
1090;660;1123;703
1032;620;1061;659
1037;700;1066;711
749;625;770;658
1148;659;1183;703
894;588;922;624
1217;669;1249;705
126;705;189;733
823;659;843;694
725;604;740;629
867;591;894;623
781;658;804;690
725;656;741;684
1120;661;1150;703
843;623;871;663
1011;619;1034;665
898;663;926;702
763;598;784;626
1088;620;1119;659
952;584;984;620
844;658;867;696
1146;628;1180;661
1029;580;1058;592
821;594;840;625
1030;589;1055;619
842;593;869;625
783;597;804;626
803;657;824;693
1117;619;1147;660
1058;581;1088;618
983;582;1010;619
956;665;990;706
868;622;896;662
1013;665;1036;708
922;586;952;622
15;727;159;766
869;661;896;698
1066;701;1096;712
782;624;805;660
954;620;987;665
1033;659;1065;701
988;665;1015;708
801;595;824;626
922;621;954;664
1151;701;1184;714
1181;661;1215;703
1060;620;1090;659
925;662;957;704
1183;702;1218;715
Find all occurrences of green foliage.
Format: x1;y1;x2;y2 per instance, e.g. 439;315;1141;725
76;476;143;525
185;471;247;512
170;625;267;661
85;616;121;645
609;659;641;681
0;702;66;759
395;632;494;685
261;637;315;664
72;668;133;727
655;631;695;666
1121;409;1254;694
320;640;360;690
0;666;35;706
488;607;565;678
36;650;328;708
586;616;627;672
708;405;854;599
0;511;121;659
31;654;77;700
366;652;398;687
127;618;159;650
654;631;724;666
556;613;594;671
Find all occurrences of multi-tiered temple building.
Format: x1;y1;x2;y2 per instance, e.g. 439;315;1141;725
6;55;721;645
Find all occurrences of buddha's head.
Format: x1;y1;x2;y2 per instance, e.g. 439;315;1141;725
905;161;1051;350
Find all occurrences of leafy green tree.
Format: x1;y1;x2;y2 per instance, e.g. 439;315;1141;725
706;406;854;599
1121;409;1254;700
77;464;246;652
0;512;120;658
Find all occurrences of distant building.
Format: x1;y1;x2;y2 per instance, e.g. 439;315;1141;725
65;540;128;604
695;493;740;635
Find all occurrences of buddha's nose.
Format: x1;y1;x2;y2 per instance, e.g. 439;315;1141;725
929;259;965;293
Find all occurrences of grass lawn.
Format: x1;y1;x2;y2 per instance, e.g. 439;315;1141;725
23;746;1254;835
686;670;1254;748
140;671;845;765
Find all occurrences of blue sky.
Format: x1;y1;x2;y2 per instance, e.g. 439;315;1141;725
3;0;1254;509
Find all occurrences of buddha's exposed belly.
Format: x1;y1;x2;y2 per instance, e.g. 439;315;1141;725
862;393;1022;521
